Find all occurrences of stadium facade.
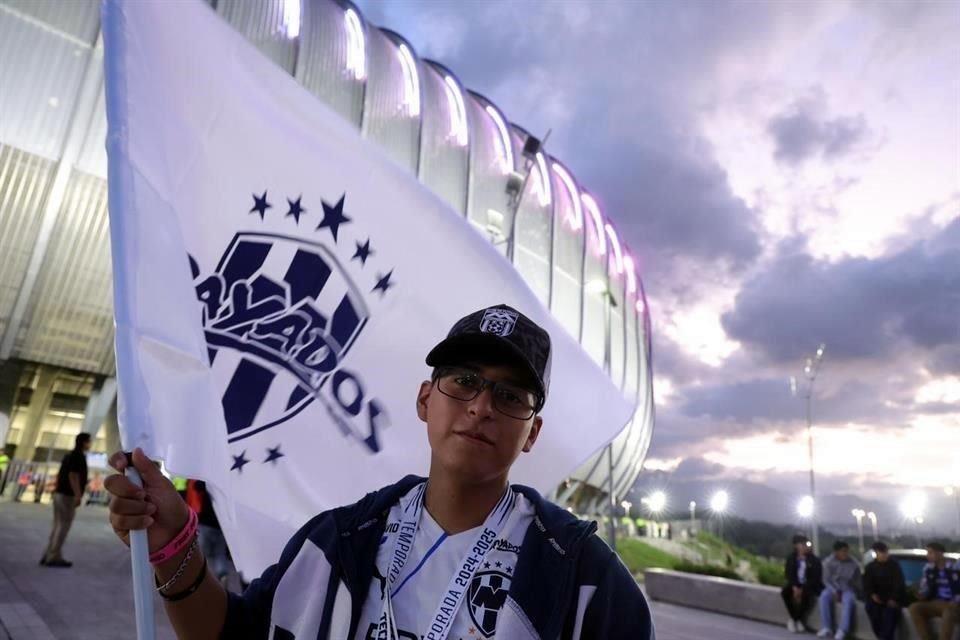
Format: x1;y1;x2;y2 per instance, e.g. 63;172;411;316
0;0;653;513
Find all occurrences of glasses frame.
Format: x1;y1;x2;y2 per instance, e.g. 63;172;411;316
434;366;542;420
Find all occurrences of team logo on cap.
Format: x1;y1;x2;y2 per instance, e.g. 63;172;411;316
479;308;517;337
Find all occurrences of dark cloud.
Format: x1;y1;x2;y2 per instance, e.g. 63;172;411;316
679;375;918;427
722;217;960;363
768;91;872;165
356;0;816;283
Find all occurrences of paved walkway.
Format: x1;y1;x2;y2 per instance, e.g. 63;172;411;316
0;500;175;640
0;499;804;639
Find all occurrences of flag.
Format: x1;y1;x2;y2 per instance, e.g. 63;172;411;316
102;0;634;578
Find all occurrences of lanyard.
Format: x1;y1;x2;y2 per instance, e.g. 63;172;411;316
376;482;516;640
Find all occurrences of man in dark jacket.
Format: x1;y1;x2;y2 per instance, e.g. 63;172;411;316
862;541;906;640
782;534;823;632
105;304;656;639
909;542;959;640
40;433;91;568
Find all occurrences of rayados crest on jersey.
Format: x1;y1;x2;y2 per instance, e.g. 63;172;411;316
467;567;512;638
187;190;392;455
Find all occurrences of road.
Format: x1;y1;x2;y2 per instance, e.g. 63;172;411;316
0;499;798;639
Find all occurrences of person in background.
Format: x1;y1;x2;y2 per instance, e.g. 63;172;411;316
0;449;9;494
781;534;823;633
172;476;188;500
909;542;960;640
40;433;91;567
862;541;906;640
187;480;232;589
817;540;861;640
14;468;31;502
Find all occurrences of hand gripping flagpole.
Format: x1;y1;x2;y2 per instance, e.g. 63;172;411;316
125;464;157;640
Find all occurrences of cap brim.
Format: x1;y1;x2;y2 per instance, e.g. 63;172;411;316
426;334;545;400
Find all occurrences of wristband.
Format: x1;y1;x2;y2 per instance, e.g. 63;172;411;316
150;509;198;565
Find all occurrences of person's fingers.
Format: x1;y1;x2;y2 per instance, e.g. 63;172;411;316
111;513;154;532
104;474;144;499
108;450;129;472
131;447;167;486
110;495;156;516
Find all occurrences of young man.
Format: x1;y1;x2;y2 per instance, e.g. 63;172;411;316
41;432;91;567
909;542;960;640
105;304;655;639
781;534;823;633
862;541;906;640
817;540;861;640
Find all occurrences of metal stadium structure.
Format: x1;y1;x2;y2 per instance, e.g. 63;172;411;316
0;0;654;513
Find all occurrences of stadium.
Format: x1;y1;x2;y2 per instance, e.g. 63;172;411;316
0;0;653;516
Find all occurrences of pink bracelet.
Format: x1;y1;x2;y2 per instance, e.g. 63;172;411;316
150;509;198;565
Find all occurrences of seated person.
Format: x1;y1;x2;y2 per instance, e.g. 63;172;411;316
909;542;960;640
817;540;861;640
863;541;906;640
781;534;823;633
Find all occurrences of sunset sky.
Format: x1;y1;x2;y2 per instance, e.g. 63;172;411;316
359;0;959;530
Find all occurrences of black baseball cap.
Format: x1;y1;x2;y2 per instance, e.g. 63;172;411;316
792;534;809;545
425;304;552;407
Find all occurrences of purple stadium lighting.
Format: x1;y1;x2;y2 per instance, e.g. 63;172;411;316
443;76;468;146
484;105;513;173
622;254;638;295
534;152;551;207
604;223;624;275
580;193;606;256
397;43;420;117
344;8;365;80
281;0;301;38
552;163;583;231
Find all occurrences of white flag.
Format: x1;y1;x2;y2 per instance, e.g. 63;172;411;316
102;0;633;578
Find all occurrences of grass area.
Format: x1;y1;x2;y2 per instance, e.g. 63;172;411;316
615;531;786;586
692;531;785;586
616;538;677;575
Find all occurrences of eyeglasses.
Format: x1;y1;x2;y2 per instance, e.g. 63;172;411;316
435;367;541;420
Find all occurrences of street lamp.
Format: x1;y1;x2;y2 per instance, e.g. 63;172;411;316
621;500;632;518
867;511;878;541
710;490;729;541
647;491;667;515
901;492;926;546
797;496;815;519
851;509;866;555
790;343;826;555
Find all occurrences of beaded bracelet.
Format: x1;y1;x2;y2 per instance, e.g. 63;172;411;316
150;509;198;565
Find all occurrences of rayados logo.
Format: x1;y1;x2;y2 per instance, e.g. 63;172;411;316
188;190;393;464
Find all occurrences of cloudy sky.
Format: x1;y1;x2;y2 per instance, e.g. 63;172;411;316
358;0;960;532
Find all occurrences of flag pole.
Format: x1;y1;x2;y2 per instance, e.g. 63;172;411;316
125;465;156;640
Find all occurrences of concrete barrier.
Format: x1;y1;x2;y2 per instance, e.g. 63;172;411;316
644;569;953;640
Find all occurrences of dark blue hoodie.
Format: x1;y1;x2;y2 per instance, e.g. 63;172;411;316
221;475;655;639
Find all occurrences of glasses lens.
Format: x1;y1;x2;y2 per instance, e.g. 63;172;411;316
437;369;538;420
438;370;483;401
492;385;537;420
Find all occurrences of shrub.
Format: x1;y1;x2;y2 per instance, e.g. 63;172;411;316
616;538;677;575
756;562;786;587
673;561;741;581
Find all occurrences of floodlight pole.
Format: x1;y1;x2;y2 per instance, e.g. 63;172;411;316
794;344;825;556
